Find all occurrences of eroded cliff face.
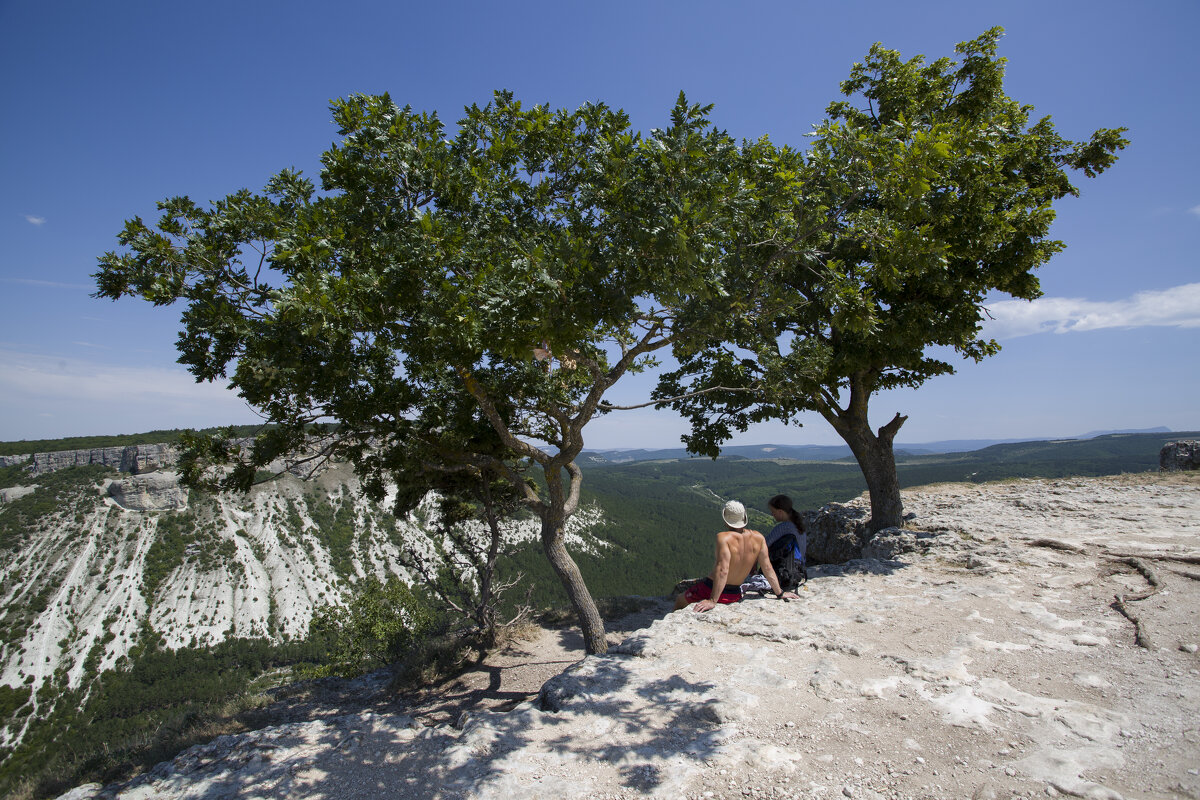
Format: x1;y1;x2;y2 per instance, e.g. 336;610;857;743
21;443;179;475
0;461;609;752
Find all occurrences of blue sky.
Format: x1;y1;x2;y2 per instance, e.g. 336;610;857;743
1;0;1197;449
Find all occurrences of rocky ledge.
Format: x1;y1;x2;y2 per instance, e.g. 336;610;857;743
105;470;189;511
60;474;1200;800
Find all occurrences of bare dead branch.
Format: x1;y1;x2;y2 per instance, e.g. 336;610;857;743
1104;550;1200;566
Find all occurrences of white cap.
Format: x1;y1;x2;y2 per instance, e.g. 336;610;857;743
722;500;748;529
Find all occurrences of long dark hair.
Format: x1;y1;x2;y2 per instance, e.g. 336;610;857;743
768;494;803;529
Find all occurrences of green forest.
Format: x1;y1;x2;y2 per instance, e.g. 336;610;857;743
0;425;271;458
2;634;330;799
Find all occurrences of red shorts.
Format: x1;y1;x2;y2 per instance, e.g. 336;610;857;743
683;577;742;605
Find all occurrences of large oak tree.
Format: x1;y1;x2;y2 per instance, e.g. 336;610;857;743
96;92;749;654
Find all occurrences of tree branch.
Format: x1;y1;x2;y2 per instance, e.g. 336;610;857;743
877;412;908;443
598;385;757;411
456;366;549;465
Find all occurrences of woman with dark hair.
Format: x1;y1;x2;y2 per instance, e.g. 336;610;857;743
768;494;806;544
767;494;807;568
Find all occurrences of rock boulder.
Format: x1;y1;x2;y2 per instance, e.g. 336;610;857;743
800;502;871;564
1160;440;1200;471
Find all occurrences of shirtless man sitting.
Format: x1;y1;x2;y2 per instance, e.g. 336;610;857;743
675;500;801;612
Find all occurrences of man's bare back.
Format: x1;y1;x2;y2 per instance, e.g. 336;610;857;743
714;528;770;586
676;500;800;612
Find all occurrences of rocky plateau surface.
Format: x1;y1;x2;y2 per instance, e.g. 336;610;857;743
58;473;1200;800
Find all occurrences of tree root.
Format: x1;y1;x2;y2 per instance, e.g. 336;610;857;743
1120;557;1162;596
1110;557;1162;649
1113;595;1155;650
1105;549;1200;566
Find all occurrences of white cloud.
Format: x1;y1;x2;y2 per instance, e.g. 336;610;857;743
981;283;1200;340
1189;205;1200;218
24;215;46;226
0;350;261;440
0;277;91;291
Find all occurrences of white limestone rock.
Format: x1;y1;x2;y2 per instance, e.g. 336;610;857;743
0;485;36;503
106;470;188;511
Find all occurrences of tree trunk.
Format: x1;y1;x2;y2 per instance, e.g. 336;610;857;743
541;514;608;655
844;428;905;532
476;482;502;652
826;382;907;532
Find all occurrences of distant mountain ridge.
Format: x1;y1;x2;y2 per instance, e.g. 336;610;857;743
582;426;1176;464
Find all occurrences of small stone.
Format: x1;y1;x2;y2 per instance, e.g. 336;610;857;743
1180;643;1198;654
1004;767;1017;777
915;757;925;764
1045;785;1060;796
842;787;854;798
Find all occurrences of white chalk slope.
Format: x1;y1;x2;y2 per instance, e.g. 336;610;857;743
0;462;609;752
62;474;1200;800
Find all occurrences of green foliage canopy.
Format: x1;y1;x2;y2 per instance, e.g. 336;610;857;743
95;91;753;654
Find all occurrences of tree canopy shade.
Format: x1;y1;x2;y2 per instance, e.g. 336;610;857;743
95;91;751;655
657;28;1127;531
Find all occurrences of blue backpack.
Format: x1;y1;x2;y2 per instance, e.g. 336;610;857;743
768;531;807;592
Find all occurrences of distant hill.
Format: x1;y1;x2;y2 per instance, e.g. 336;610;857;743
0;425;270;457
583;427;1182;463
581;443;854;464
1074;426;1172;438
4;425;1179;462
